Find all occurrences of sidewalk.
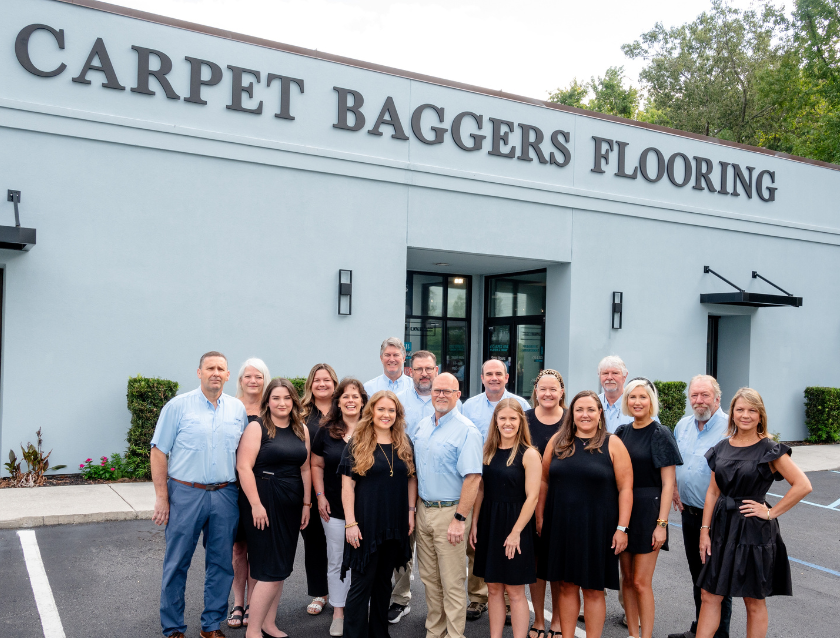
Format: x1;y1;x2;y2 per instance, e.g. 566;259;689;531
1;444;838;530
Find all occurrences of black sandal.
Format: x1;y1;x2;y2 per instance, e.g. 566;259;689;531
243;604;249;627
227;606;245;628
528;627;546;638
546;631;561;638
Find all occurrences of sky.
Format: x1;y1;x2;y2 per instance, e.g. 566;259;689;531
115;0;762;101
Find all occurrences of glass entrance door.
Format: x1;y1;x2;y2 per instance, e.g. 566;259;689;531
483;270;546;397
405;271;471;397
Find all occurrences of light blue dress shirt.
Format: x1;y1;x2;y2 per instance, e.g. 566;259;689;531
462;390;531;440
150;387;247;484
411;409;483;502
397;386;462;439
363;373;414;397
674;408;729;509
599;391;634;433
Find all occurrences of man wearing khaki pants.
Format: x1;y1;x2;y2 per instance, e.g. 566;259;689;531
411;373;483;638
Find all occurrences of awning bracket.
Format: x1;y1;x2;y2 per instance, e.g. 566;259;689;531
703;265;743;293
752;271;792;297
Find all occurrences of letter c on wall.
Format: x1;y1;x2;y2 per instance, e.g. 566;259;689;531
16;24;67;77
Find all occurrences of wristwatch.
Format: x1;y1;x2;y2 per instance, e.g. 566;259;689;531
408;506;417;513
453;512;467;522
656;519;668;528
616;525;628;533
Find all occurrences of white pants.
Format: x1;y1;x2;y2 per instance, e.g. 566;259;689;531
322;515;351;607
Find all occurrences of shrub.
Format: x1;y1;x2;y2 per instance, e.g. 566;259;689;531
654;381;688;431
5;428;67;487
79;452;139;480
803;387;840;443
125;375;179;478
275;377;307;397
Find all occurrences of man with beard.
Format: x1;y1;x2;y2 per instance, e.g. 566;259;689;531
597;355;634;433
388;350;461;624
668;375;732;638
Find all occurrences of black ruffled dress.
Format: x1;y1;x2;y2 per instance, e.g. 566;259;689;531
473;446;536;585
696;438;793;599
339;442;413;578
615;421;683;554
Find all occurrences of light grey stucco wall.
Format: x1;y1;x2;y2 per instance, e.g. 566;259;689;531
1;0;839;470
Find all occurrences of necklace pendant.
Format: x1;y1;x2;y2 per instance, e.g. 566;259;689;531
390;470;394;477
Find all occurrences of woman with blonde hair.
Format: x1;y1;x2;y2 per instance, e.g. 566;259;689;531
695;388;812;638
228;358;270;629
537;390;633;638
340;390;417;638
236;378;312;638
469;399;541;638
615;378;683;638
300;363;338;616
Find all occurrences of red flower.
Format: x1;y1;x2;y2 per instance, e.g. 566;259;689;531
85;458;92;463
101;461;106;466
79;464;84;469
110;468;115;472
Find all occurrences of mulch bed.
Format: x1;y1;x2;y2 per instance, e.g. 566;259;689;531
0;474;149;489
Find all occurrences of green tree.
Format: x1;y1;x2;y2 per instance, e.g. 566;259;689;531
547;78;588;109
548;67;639;118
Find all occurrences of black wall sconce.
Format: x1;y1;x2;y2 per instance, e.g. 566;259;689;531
338;270;352;315
611;291;623;329
0;189;37;251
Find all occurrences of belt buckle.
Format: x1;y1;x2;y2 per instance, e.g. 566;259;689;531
205;484;221;491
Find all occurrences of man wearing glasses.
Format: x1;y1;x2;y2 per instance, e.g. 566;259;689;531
412;373;483;638
387;350;461;624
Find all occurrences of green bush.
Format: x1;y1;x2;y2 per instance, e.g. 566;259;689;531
275;377;306;397
654;381;688;431
803;387;840;443
79;452;141;480
125;375;179;478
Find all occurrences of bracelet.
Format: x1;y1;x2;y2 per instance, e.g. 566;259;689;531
767;508;772;520
700;525;710;530
656;519;668;528
303;502;312;508
316;492;323;497
344;521;358;529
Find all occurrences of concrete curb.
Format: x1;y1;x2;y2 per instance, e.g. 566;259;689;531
0;483;155;530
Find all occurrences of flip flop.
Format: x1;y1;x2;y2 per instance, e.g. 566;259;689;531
227;606;245;628
528;627;546;638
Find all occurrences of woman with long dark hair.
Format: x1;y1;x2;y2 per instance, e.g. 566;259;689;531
695;388;812;638
300;363;339;616
469;399;541;638
524;369;566;638
236;378;312;638
311;377;368;636
615;379;683;638
340;390;417;638
536;390;633;638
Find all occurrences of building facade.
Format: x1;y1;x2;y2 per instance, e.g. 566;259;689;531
1;0;838;469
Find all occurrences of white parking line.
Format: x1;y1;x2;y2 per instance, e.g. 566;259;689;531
17;530;66;638
527;600;586;638
767;493;840;511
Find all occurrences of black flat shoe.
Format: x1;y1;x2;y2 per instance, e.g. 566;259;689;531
261;630;286;638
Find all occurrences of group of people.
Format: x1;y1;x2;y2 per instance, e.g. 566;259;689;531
149;341;813;638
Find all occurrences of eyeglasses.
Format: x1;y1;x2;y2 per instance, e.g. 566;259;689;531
412;367;436;374
432;389;456;396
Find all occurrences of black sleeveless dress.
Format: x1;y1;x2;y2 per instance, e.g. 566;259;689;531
474;446;536;585
537;436;620;590
239;422;307;582
339;442;413;578
525;409;564;456
235;414;262;543
696;438;793;599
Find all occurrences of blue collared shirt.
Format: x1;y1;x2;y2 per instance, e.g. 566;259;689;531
599;391;634;433
397;386;462;439
462;390;531;440
674;408;729;508
364;373;414;397
412;409;483;502
150;387;248;484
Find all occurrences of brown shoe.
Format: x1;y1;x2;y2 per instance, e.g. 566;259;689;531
199;631;226;638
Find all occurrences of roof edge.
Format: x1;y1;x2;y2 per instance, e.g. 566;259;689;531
51;0;840;173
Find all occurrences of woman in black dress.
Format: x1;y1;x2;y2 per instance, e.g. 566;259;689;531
524;369;566;638
615;378;682;638
469;399;541;638
340;390;417;638
300;363;338;617
311;377;368;636
695;388;812;638
536;390;632;638
229;357;270;629
236;378;312;638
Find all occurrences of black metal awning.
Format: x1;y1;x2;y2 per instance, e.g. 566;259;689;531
701;267;802;308
0;225;36;251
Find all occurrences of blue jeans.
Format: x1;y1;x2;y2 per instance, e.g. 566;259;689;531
160;480;239;636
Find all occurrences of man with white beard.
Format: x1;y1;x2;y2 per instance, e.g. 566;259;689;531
668;375;732;638
597;355;634;433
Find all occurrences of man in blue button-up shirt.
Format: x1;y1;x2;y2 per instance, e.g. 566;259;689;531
150;352;247;638
668;375;732;638
364;337;414;396
597;355;634;433
413;373;483;638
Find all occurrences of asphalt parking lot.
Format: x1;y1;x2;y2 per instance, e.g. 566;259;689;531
2;471;838;638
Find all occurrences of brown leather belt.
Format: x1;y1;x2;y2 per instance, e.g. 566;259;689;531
170;477;233;491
